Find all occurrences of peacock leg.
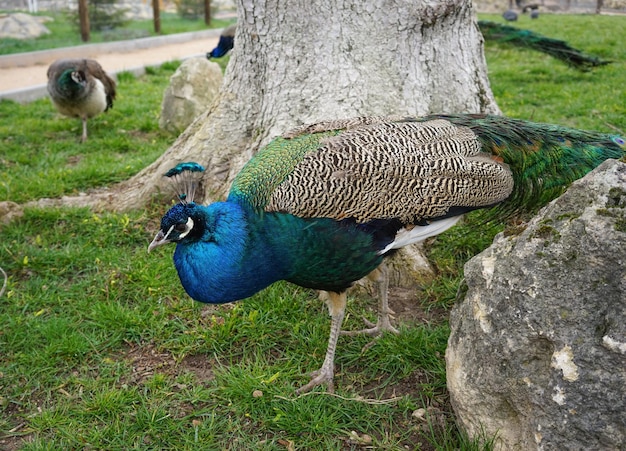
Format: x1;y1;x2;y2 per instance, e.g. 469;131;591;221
341;262;400;338
81;117;88;142
296;291;346;394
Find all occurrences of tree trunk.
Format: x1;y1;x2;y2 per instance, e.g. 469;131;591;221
32;0;498;213
204;0;211;25
596;0;604;14
78;0;90;42
152;0;161;34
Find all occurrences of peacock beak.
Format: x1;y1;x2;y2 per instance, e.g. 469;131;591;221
148;230;170;252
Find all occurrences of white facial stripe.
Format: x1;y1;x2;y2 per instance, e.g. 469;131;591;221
178;217;194;239
163;224;176;241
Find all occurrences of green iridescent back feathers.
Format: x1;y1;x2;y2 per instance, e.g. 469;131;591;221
227;114;624;221
228;131;340;212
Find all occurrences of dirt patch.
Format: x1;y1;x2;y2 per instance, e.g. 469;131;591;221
179;353;216;382
0;434;30;451
121;342;216;385
124;342;178;384
388;286;448;325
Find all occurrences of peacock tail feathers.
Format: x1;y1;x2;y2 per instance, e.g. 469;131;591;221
426;114;624;214
163;162;205;204
478;20;611;71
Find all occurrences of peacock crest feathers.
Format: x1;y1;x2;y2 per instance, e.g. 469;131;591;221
163;162;205;204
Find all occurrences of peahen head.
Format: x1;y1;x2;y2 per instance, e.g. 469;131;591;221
56;68;87;96
70;69;86;85
59;68;86;87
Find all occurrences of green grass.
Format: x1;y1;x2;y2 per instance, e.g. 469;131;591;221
0;11;234;55
1;12;625;451
480;13;625;131
0;66;181;204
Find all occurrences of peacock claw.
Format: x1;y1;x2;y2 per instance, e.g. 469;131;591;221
296;368;335;394
341;315;400;337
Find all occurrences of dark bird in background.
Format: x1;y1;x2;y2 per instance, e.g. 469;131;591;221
209;21;608;72
502;9;518;21
522;3;541;18
207;24;236;59
149;115;624;393
478;20;611;70
47;58;116;142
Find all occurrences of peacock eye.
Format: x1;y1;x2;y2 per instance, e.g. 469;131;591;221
175;223;188;233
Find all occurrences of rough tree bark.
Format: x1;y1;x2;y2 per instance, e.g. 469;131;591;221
31;0;499;213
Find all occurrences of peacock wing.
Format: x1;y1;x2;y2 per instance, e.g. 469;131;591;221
239;117;515;224
83;59;117;108
227;116;411;212
227;129;338;212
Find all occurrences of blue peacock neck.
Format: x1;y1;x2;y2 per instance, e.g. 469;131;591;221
172;201;290;304
171;200;388;303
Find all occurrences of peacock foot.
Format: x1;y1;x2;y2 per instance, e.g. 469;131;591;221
341;312;400;337
341;314;400;352
296;367;335;394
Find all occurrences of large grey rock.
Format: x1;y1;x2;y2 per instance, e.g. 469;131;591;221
446;160;626;450
0;13;50;40
159;58;223;134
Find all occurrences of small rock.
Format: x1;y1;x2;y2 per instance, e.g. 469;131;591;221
159;58;223;134
252;389;263;398
412;408;426;421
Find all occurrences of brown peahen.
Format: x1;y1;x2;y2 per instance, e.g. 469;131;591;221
149;114;624;393
47;58;117;142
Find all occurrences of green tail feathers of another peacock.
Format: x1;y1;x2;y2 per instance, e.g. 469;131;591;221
478;20;611;71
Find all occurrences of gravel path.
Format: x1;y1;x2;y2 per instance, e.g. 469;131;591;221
0;33;220;99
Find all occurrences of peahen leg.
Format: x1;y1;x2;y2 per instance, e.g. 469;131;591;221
81;117;88;142
296;291;346;394
342;262;400;337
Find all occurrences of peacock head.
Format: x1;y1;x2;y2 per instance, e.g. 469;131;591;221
149;161;208;251
148;202;204;251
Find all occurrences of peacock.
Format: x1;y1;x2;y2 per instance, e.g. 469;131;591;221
47;58;117;142
206;24;237;59
478;20;611;70
149;114;625;393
